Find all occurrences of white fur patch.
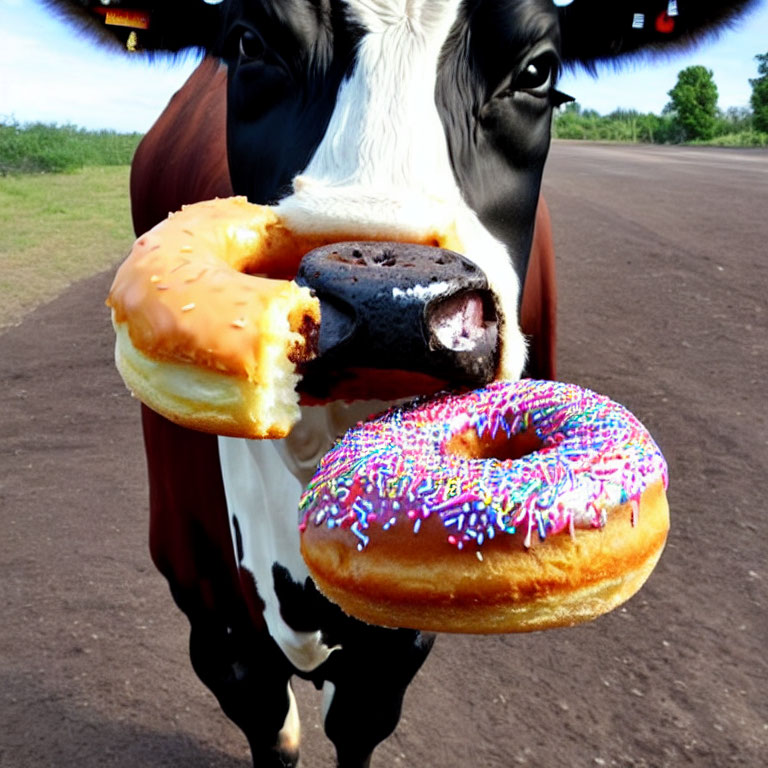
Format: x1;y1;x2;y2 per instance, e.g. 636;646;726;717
278;682;301;753
218;433;337;672
218;402;390;672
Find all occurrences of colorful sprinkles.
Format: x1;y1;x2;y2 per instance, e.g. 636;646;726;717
298;380;668;553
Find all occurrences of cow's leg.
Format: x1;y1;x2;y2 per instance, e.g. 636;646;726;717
322;628;435;768
185;603;301;768
141;409;300;767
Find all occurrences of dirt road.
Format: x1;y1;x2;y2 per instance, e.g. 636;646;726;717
2;142;766;767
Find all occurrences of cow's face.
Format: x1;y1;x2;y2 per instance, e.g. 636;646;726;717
223;0;563;271
51;0;758;391
219;0;566;384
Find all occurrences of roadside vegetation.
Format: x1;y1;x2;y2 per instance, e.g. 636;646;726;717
0;164;134;330
0;120;142;329
2;52;766;330
554;53;768;147
553;103;767;146
0;121;142;174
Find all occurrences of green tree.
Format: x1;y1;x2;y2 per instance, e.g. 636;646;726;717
665;66;719;141
750;53;768;133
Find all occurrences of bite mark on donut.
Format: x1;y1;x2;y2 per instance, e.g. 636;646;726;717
288;312;320;365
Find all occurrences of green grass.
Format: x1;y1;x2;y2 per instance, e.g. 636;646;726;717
1;122;143;174
690;130;768;147
0;166;135;331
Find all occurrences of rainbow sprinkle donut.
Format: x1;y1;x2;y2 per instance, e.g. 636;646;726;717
299;380;670;634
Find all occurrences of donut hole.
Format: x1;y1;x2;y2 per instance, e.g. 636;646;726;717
446;424;543;462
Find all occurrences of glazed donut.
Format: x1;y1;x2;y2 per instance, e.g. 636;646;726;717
299;380;670;633
107;197;323;438
107;196;478;436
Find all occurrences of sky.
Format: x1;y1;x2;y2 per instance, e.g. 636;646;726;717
1;0;767;133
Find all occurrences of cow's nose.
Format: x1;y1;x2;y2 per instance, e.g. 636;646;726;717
295;242;499;400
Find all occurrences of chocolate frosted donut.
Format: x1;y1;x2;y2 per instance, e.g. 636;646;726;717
299;380;670;633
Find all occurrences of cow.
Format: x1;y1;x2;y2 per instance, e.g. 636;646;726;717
49;2;756;767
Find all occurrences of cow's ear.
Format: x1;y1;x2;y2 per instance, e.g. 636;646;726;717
558;0;758;67
44;1;226;54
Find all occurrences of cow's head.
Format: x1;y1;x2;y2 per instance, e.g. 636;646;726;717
51;0;757;397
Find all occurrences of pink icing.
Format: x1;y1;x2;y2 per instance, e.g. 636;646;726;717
299;380;668;552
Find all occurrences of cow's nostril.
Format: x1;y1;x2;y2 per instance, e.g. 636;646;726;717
428;290;498;354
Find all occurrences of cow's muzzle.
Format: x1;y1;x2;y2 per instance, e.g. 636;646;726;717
295;242;499;400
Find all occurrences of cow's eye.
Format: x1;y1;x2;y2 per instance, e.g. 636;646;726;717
239;29;266;61
516;54;556;97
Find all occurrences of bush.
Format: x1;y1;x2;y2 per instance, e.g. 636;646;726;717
0;121;143;175
691;130;768;147
551;105;683;144
714;106;754;136
551;101;763;146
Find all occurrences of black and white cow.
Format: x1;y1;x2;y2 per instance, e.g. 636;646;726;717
50;1;756;766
